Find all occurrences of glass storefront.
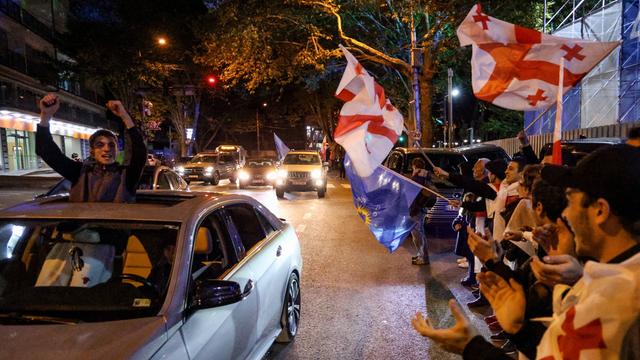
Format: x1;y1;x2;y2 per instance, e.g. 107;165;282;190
5;129;36;171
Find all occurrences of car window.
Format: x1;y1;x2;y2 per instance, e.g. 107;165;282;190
0;220;179;322
283;153;321;165
155;172;171;190
386;152;403;173
191;155;218;163
255;210;277;236
225;204;266;252
189;211;236;283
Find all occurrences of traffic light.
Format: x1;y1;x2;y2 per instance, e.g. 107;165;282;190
397;133;407;146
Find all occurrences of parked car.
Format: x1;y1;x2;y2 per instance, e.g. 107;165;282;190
275;151;328;198
176;152;237;185
0;191;302;359
237;159;277;189
384;144;510;239
36;166;189;198
538;137;625;164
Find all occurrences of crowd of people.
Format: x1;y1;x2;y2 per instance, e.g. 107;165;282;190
409;128;640;359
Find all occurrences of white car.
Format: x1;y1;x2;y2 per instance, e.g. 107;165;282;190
0;191;302;359
275;151;328;198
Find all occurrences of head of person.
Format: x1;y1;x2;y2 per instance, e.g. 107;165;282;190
518;164;542;198
627;126;640;147
504;156;526;185
412;157;426;171
472;158;490;181
88;129;118;166
485;158;507;184
540;146;577;166
542;145;640;261
531;178;567;226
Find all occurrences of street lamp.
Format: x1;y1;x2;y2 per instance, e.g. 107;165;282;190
443;86;459;148
157;37;167;46
257;102;268;152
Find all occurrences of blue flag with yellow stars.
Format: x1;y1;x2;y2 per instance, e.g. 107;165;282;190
344;155;422;252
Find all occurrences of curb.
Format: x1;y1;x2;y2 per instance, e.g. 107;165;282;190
0;176;62;189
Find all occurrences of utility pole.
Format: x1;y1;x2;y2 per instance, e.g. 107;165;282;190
447;68;453;148
410;14;422;146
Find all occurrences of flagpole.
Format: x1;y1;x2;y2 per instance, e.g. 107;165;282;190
379;164;450;201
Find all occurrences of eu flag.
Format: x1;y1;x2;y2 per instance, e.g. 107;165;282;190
344;155;422;252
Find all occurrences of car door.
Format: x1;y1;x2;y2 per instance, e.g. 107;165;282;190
224;203;289;348
180;210;259;360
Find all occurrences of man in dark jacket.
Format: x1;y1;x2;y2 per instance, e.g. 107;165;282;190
36;93;147;202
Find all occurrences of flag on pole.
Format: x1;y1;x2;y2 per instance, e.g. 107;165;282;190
344;155;422;252
273;133;290;161
457;4;619;111
552;58;565;165
334;45;404;177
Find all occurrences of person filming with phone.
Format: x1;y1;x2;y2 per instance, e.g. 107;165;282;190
36;93;147;202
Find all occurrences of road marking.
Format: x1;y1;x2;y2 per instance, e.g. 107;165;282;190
327;183;335;189
303;213;312;220
341;183;351;189
296;224;306;233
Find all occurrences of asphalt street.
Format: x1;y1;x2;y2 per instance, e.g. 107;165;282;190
0;174;493;359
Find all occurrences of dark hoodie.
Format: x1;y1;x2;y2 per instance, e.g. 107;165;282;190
36;125;146;202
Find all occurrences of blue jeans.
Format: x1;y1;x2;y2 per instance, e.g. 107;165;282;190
411;212;428;258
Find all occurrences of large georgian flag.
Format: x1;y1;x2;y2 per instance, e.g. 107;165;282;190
456;4;619;111
334;45;403;177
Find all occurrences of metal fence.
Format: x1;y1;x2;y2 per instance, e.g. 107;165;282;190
485;121;640;157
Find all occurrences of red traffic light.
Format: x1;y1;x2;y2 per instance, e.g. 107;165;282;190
206;76;217;85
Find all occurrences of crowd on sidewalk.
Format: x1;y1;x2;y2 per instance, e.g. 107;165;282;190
409;127;640;359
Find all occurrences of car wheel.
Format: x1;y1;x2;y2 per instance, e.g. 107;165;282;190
210;172;220;186
276;272;301;343
276;188;285;198
318;188;326;198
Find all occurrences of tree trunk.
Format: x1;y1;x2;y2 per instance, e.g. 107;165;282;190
418;71;433;147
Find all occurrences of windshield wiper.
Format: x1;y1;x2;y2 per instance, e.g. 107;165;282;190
0;312;79;325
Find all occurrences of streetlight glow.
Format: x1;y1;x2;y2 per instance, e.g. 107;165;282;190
262;102;268;107
451;88;460;97
157;37;167;46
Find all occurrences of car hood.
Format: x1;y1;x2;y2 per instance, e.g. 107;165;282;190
280;164;322;172
0;316;167;360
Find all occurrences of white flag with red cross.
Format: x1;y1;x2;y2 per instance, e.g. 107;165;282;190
456;4;619;111
334;45;403;177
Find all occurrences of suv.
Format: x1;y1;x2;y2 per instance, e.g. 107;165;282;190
177;152;236;185
275;151;327;198
384;144;510;239
538;137;624;164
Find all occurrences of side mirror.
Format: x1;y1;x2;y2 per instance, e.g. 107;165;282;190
190;279;252;310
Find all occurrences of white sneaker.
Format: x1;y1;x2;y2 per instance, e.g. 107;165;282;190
457;261;469;268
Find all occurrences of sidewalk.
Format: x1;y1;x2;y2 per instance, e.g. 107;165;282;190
0;167;61;188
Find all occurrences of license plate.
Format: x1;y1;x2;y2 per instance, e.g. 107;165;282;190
253;179;264;184
189;175;198;179
291;179;306;185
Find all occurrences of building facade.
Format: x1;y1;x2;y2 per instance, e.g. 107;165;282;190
0;0;111;172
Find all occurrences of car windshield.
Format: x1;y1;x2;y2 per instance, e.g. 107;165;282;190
283;154;321;165
0;219;179;323
247;160;272;168
191;154;217;163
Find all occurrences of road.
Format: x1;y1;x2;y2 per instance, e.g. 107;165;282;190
0;174;492;359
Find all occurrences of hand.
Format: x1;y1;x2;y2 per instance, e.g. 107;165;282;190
530;255;583;286
448;199;461;208
454;224;463;231
412;299;478;354
467;226;498;263
517;130;530;146
503;230;523;242
433;166;449;178
39;93;59;121
532;224;559;253
106;100;134;128
478;272;526;334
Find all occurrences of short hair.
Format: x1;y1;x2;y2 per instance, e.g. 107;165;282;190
531;179;567;222
89;129;117;148
412;157;426;169
521;164;542;192
629;126;640;140
510;156;526;172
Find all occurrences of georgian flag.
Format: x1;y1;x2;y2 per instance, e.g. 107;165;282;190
456;4;619;111
334;45;403;177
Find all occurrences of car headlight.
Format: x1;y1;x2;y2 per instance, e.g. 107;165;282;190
266;171;276;180
277;169;288;178
238;170;250;181
176;166;185;174
205;166;214;172
311;169;322;179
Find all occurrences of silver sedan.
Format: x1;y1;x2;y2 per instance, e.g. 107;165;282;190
0;191;302;359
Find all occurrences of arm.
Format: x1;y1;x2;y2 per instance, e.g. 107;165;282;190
518;131;540;165
36;94;82;182
448;172;497;200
